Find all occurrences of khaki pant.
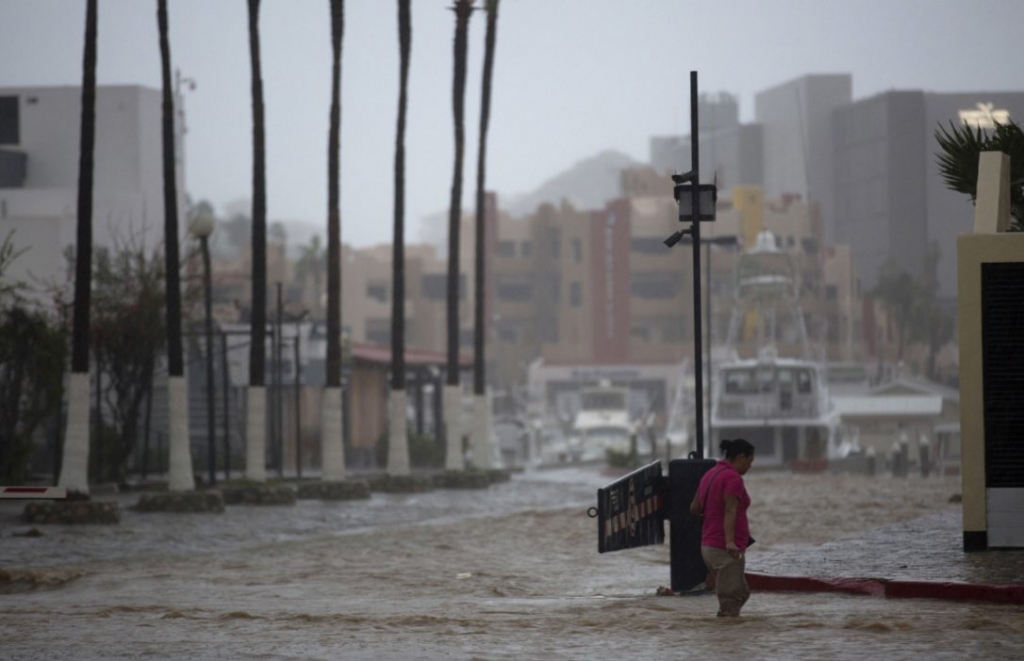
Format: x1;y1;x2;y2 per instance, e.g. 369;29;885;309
701;546;750;617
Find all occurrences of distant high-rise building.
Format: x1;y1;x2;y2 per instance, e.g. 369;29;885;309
755;74;852;244
832;90;1024;300
651;93;763;195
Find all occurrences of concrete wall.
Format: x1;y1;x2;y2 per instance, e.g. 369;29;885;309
958;231;1024;550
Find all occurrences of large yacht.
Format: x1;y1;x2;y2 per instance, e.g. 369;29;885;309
711;230;841;469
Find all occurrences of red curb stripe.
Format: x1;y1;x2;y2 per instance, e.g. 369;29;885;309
746;572;1024;604
1;487;49;493
883;580;1024;604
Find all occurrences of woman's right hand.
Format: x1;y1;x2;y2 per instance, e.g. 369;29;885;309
726;542;741;559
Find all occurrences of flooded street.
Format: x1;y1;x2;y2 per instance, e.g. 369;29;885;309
2;468;1023;660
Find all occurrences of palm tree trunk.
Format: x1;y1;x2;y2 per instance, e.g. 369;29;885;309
245;0;268;482
470;0;499;470
321;0;347;481
387;0;412;476
444;0;473;472
157;0;195;492
58;0;98;494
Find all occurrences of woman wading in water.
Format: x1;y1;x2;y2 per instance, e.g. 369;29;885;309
690;438;755;617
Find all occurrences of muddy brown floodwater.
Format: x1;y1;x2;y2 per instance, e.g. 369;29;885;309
1;468;1022;660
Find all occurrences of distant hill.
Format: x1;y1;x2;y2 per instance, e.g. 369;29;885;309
503;149;642;217
415;149;644;253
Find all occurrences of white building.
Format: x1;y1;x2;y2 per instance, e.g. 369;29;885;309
0;84;187;303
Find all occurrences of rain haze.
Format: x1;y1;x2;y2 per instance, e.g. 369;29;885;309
1;0;1022;248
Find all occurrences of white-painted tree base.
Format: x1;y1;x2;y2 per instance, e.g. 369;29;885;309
321;386;345;481
443;384;464;471
57;371;90;493
471;391;493;469
168;375;195;492
246;385;267;483
388;389;410;476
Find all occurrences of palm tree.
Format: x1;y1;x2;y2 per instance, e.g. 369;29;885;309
321;0;347;481
443;0;474;472
869;262;918;365
58;0;98;495
935;119;1024;231
387;0;412;476
470;0;499;469
155;0;195;492
246;0;268;482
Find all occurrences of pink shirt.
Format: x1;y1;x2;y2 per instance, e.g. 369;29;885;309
698;460;752;551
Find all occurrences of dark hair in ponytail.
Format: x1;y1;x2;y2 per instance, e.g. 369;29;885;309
720;438;754;459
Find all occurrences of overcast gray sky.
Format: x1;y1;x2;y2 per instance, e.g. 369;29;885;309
2;0;1023;248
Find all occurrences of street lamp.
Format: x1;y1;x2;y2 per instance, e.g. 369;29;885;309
190;211;217;487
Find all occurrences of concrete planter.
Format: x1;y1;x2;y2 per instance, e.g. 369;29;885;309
22;500;120;525
221;484;297;506
432;470;491;490
370;474;435;493
131;491;225;513
295;480;371;501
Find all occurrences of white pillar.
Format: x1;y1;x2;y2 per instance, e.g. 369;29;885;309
245;385;266;482
388;389;410;476
443;384;464;471
57;371;90;494
470;390;493;469
320;385;345;481
167;375;195;491
974;151;1011;234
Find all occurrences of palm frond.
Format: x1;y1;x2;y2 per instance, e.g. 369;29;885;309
934;119;1024;230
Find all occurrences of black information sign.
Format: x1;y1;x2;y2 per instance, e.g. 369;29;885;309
596;461;666;554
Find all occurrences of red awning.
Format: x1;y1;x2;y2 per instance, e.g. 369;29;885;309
351;342;473;369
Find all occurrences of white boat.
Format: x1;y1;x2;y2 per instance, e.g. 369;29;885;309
564;381;648;463
711;230;841;469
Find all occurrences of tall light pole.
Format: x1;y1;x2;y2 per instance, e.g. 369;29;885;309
663;72;715;459
190;212;217;487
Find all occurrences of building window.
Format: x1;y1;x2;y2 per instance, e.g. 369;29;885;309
421;273;466;301
521;241;533;258
365;318;390;345
496;240;515;257
630;271;681;299
661;316;686;342
825;285;838;301
572;239;582;264
631;237;667;254
366;281;388;303
631;324;651;341
496;317;520;342
537;316;559;343
496;274;532;301
547;275;561;303
569;281;582;307
0;97;19;145
549;228;561;259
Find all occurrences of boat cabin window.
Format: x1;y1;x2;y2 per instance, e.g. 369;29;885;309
797;369;812;393
724;369;757;394
581;391;626;410
757;367;774;393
